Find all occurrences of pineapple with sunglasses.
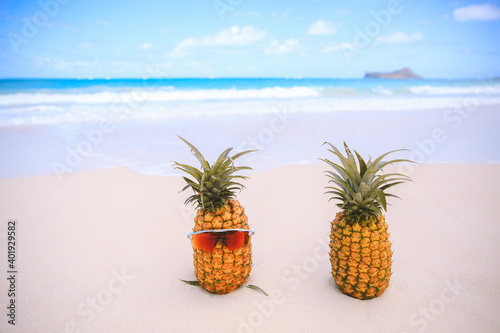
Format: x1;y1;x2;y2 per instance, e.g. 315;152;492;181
175;136;256;294
322;142;413;299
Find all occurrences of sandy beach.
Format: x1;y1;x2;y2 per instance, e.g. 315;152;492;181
0;162;499;332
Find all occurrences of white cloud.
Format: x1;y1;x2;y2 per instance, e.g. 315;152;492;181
307;20;337;35
453;3;500;21
376;31;424;44
205;25;267;45
322;42;356;53
168;39;196;57
79;42;93;48
141;43;153;50
265;38;299;54
167;26;267;57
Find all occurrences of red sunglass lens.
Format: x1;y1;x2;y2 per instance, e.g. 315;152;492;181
191;233;219;252
223;231;250;251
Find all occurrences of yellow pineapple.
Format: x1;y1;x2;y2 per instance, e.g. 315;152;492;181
175;136;255;294
321;142;413;299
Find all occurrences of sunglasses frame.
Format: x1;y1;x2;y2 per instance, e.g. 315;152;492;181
187;228;255;240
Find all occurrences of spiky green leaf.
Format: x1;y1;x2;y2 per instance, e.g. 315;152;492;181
180;279;200;286
322;142;413;224
175;137;255;211
246;284;269;296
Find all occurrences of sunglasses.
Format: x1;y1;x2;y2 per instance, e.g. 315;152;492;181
187;229;255;252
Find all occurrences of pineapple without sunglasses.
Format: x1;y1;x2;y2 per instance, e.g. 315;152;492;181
321;142;413;300
175;136;256;294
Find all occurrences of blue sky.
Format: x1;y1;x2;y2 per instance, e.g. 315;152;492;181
1;0;500;78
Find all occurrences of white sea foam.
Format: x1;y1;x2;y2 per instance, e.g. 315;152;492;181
407;84;500;95
0;86;322;106
2;95;500;127
371;86;394;95
2;84;500;108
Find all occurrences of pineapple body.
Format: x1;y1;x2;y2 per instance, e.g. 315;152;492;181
330;211;393;299
193;200;252;294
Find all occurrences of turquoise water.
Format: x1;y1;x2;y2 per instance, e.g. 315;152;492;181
0;77;499;179
1;77;499;98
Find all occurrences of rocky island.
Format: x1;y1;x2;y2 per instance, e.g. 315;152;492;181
364;67;422;79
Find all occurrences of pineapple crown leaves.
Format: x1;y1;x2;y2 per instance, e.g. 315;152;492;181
320;141;415;223
174;136;256;211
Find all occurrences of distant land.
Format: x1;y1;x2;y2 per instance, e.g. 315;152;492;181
364;67;422;79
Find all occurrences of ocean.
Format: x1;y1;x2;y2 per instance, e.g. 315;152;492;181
1;77;499;180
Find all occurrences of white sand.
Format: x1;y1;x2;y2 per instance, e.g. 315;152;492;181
0;163;499;332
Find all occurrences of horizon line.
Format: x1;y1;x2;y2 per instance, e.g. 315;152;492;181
0;76;497;80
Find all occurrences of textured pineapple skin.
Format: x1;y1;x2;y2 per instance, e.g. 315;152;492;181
330;211;393;300
192;199;252;294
